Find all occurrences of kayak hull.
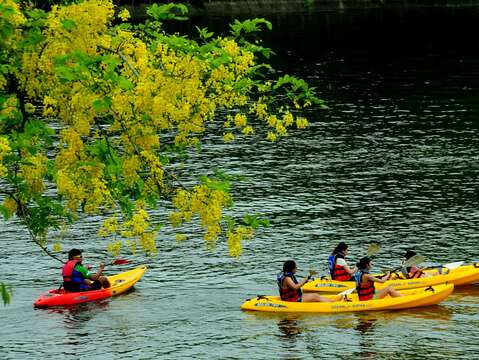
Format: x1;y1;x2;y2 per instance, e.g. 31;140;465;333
34;266;147;308
303;263;479;293
240;284;454;313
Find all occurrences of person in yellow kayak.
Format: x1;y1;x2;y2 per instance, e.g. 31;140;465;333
62;248;111;292
328;242;357;281
401;250;428;278
354;257;403;301
278;260;339;302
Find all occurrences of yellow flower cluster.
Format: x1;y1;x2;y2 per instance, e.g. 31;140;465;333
98;216;119;237
122;155;140;186
0;137;11;177
296;117;309;129
2;197;17;218
1;0;315;257
52;243;62;252
171;184;231;245
107;240;121;257
227;226;253;258
117;8;130;21
20;153;48;194
0;97;19;128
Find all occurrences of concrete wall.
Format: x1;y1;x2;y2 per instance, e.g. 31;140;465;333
127;0;479;18
198;0;479;15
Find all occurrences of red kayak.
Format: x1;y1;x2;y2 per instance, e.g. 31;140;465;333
34;266;147;308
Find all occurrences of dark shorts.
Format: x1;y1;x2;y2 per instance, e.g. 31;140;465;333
64;280;102;292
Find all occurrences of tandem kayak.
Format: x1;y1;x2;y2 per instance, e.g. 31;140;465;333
303;263;479;293
34;266;147;308
241;283;454;313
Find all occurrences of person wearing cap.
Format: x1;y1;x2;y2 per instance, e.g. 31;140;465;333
62;248;111;292
328;242;357;281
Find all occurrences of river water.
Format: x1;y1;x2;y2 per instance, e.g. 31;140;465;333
1;6;479;359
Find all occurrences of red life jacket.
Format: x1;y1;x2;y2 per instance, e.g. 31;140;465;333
355;271;375;301
62;260;80;282
328;253;350;281
408;266;423;279
277;272;302;302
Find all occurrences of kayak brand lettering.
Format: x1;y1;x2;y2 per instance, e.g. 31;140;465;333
254;302;287;308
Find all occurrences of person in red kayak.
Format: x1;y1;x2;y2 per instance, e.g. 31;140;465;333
62;248;110;292
328;242;357;281
354;257;403;301
278;260;340;302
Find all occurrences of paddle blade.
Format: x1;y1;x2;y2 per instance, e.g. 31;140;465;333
444;261;464;270
111;259;130;265
308;269;318;277
338;287;355;296
404;254;425;268
367;243;381;257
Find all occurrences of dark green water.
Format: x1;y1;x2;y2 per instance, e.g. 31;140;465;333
1;7;479;359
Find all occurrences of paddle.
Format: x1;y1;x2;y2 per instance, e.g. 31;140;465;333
108;259;130;266
424;261;464;271
338;287;356;296
367;243;381;257
379;254;425;277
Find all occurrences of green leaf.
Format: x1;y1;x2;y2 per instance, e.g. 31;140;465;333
196;26;214;40
118;77;133;90
55;66;77;82
147;3;189;22
242;214;270;229
61;19;76;31
92;97;111;113
229;18;272;39
1;282;12;306
0;205;11;220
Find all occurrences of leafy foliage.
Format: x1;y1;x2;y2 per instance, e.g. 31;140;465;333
1;282;12;306
0;0;323;259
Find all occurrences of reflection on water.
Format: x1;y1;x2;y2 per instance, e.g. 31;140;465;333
277;317;303;340
355;315;377;334
42;299;111;328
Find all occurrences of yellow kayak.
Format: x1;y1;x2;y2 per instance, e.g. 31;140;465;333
303;263;479;293
240;283;454;313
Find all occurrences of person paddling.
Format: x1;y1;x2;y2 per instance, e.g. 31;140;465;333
278;260;340;303
401;250;428;278
328;242;357;281
62;248;111;292
354;257;403;301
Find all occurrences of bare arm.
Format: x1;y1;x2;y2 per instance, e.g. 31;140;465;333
283;276;309;290
365;272;390;283
344;265;357;275
89;263;105;281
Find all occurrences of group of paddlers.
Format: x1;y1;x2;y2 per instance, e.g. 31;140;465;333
278;242;427;303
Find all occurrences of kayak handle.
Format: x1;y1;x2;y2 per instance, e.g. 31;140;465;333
321;276;328;280
257;295;268;300
425;286;435;293
474;263;479;268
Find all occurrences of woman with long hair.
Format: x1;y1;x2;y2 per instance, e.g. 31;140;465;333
278;260;339;302
354;257;402;301
328;242;357;281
